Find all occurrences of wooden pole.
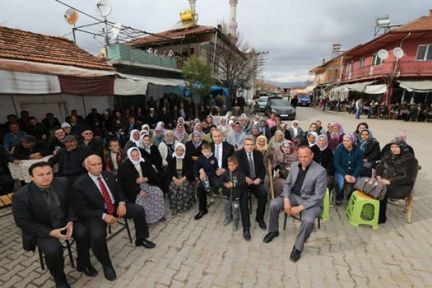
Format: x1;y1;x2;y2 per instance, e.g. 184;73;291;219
268;158;275;200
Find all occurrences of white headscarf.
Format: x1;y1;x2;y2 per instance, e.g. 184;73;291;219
129;129;141;147
172;142;186;159
127;147;145;165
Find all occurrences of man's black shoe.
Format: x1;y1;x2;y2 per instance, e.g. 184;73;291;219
290;246;302;262
243;228;251;241
194;210;208;220
77;265;98;277
263;231;279;243
256;219;267;230
136;239;156;249
102;265;117;281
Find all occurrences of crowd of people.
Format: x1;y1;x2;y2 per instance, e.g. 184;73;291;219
0;100;419;287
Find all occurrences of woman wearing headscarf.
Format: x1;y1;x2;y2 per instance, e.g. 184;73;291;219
327;122;344;152
117;147;165;224
158;130;178;168
123;129;142;152
302;131;318;147
255;135;268;156
268;130;285;151
358;129;380;177
380;131;415;159
376;140;418;224
249;124;261;139
217;117;230;140
272;140;298;197
312;134;334;191
185;131;207;162
333;133;363;205
287;120;304;145
174;122;188;144
167;143;195;214
140;134;163;172
151;123;165;146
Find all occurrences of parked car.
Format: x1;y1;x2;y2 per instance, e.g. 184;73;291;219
298;95;311;106
255;96;269;112
265;97;296;120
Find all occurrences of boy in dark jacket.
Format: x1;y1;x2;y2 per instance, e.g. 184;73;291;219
221;156;246;231
193;144;219;219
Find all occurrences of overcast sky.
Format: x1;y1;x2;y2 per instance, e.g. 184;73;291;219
1;0;431;83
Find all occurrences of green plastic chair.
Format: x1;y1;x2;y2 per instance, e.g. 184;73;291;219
346;191;380;229
321;188;330;222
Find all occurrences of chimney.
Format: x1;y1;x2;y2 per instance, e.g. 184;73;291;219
229;0;238;36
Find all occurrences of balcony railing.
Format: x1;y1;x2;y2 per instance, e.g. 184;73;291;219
106;44;178;70
341;61;432;81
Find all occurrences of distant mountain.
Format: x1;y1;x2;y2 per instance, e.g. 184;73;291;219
265;80;312;88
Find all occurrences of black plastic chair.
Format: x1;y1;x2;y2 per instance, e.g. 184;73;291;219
38;239;75;270
107;218;133;244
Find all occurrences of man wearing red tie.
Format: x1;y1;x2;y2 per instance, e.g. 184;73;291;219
73;154;156;281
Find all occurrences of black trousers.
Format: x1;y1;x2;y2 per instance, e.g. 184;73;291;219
86;203;149;267
35;221;89;286
240;183;267;228
196;177;219;212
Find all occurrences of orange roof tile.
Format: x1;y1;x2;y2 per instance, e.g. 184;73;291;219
395;10;432;32
128;25;216;47
0;26;113;71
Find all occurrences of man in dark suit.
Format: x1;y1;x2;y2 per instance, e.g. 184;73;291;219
73;154;156;281
12;162;95;288
235;135;268;241
211;129;234;173
263;146;327;262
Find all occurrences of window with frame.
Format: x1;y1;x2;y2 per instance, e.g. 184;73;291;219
358;57;365;68
416;44;432;61
372;53;384;66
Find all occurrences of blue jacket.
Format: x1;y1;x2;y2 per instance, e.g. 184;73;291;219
333;144;363;177
194;154;219;178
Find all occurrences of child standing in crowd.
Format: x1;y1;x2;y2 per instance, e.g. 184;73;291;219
194;143;219;219
222;156;245;231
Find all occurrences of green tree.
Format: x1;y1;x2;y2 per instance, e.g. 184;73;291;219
182;55;213;116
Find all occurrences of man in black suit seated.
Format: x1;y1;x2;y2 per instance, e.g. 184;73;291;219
12;162;95;288
73;154;156;281
235;135;268;241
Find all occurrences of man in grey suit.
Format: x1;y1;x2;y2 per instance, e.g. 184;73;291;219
263;146;327;262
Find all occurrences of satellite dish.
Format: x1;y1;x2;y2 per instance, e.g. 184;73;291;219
64;8;79;25
393;47;405;59
96;0;112;17
377;49;389;60
110;22;121;40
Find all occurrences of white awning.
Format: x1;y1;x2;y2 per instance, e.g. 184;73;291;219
305;84;317;92
0;70;61;94
344;81;376;92
398;80;432;93
114;74;185;96
364;84;387;94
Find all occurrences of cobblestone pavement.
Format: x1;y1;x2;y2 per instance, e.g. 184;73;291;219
1;108;431;288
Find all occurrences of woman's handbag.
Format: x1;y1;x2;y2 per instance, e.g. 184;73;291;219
353;177;387;200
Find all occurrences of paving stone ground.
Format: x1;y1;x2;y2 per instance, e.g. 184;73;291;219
1;107;431;288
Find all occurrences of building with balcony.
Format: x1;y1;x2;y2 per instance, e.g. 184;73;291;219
310;9;432;106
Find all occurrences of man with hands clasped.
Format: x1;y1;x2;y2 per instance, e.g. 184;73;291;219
12;162;94;288
263;146;327;262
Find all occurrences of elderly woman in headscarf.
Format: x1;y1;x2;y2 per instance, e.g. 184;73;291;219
249;124;261;139
268;130;285;151
375;139;418;224
333;133;363;205
327;122;344;152
158;130;178;168
185;130;207;162
124;129;142;152
117;147;165;224
303;131;318;147
287;120;304;145
167;143;195;215
272;140;298;197
141;124;151;137
174;122;188;144
255;135;268;156
152;123;165;146
217;117;230;140
312;134;334;191
359;129;380;177
380;131;415;159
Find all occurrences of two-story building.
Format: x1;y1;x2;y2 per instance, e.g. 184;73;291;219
310;9;432;107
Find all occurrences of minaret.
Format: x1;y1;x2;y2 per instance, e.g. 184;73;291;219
189;0;196;15
229;0;238;36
